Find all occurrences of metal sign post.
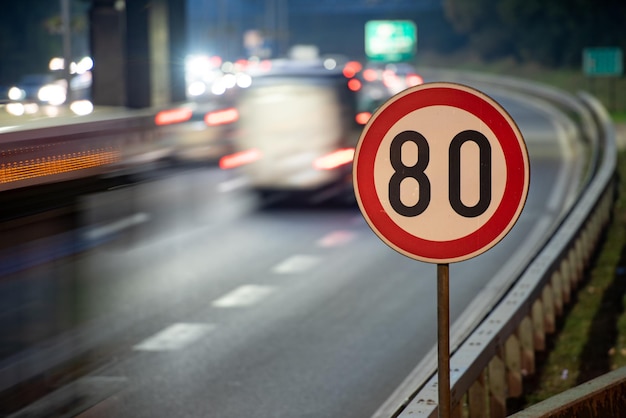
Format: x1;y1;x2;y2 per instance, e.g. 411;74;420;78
437;263;450;418
353;82;530;417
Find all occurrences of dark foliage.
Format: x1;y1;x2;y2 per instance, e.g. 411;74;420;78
443;0;626;67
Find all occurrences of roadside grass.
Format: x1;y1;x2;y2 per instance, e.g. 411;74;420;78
521;148;626;406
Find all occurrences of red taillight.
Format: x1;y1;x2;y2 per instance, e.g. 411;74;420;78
219;148;261;169
235;59;249;70
355;112;371;125
313;148;355;170
348;79;362;92
205;108;239;126
406;73;424;86
362;68;378;82
155;108;193;125
342;61;362;78
259;60;272;72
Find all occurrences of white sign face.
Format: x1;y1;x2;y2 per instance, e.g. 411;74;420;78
353;82;529;263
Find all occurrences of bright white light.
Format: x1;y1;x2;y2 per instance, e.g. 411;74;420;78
236;73;252;88
70;100;94;115
24;103;39;114
323;58;337;70
76;56;94;73
49;57;65;71
211;81;227;95
8;86;25;101
6;102;25;116
221;61;234;73
185;54;211;78
187;80;207;96
222;73;237;89
44;105;61;117
38;83;66;105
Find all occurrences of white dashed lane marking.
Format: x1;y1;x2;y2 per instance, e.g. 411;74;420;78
212;284;276;308
133;323;215;352
272;255;321;274
84;212;151;241
217;176;249;193
317;230;356;247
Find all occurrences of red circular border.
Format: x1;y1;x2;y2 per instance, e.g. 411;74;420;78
354;83;529;263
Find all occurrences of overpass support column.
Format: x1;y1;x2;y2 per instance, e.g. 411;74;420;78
90;0;126;106
90;0;187;108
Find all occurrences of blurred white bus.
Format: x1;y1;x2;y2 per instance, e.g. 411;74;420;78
221;58;362;204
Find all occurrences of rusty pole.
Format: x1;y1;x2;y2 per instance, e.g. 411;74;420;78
438;263;451;418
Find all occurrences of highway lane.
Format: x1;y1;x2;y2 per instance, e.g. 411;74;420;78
0;85;584;417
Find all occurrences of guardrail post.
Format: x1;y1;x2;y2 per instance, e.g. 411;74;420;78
467;370;487;418
488;350;507;418
568;248;580;290
505;334;523;398
551;271;563;317
532;298;546;351
519;316;535;377
574;239;584;282
580;227;591;268
542;284;556;334
560;258;571;304
468;370;487;418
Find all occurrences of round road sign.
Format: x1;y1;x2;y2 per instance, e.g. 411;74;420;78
353;82;529;263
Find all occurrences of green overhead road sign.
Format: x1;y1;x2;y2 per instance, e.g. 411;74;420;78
583;47;623;77
365;20;417;62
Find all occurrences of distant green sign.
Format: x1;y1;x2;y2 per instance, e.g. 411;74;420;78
365;20;417;62
583;47;623;77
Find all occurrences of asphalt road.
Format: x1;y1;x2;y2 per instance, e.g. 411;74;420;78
0;83;584;417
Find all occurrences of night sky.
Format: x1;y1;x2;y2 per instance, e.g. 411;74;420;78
185;0;443;60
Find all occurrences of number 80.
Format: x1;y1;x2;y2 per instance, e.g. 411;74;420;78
389;130;492;218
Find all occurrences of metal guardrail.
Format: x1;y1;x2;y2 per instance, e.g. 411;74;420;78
0;99;233;196
508;366;626;418
384;76;617;417
0;107;166;192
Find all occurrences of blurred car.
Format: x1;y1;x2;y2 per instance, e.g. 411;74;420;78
4;71;92;116
220;57;361;203
154;98;239;163
7;73;67;105
185;54;252;101
355;61;424;118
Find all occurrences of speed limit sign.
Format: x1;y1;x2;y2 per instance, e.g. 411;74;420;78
353;82;530;263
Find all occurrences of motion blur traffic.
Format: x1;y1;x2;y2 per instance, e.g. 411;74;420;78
181;45;424;203
1;44;424;204
3;56;93;117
